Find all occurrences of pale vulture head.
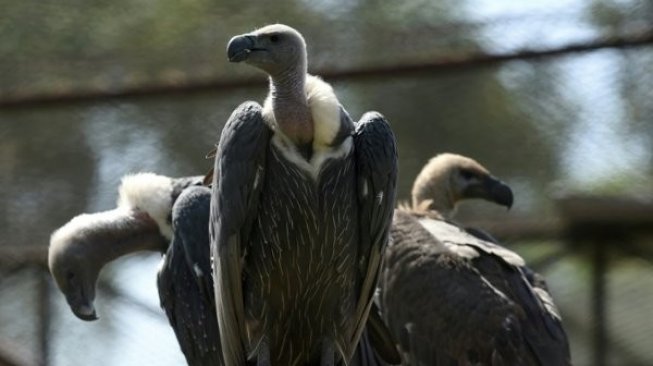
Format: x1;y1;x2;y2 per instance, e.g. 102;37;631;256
227;24;307;77
48;173;175;321
411;153;513;218
49;223;104;321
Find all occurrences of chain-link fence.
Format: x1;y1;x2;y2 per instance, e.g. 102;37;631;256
1;0;652;365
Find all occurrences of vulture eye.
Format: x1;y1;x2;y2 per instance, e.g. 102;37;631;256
460;169;475;181
270;34;279;43
66;272;75;281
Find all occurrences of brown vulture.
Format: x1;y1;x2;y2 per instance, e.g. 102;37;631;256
379;153;571;365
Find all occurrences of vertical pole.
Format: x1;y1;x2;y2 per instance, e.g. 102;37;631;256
38;269;50;366
592;242;607;366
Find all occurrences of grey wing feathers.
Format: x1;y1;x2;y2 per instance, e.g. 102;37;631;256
170;176;205;199
461;232;571;365
210;102;272;366
515;267;571;365
464;226;500;244
386;212;571;365
454;222;571;365
158;186;222;366
351;111;398;359
430;220;524;267
365;303;401;364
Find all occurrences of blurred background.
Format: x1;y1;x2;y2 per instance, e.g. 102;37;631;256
1;0;652;365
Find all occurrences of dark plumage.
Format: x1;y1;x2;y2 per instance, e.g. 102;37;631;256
48;174;222;365
379;153;571;365
212;24;398;365
50;170;398;366
158;185;221;365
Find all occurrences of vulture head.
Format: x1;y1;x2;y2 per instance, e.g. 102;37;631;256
49;224;102;321
411;153;513;218
48;173;176;321
227;24;307;77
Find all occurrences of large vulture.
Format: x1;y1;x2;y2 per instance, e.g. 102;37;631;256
379;153;571;365
48;173;397;366
211;24;398;365
48;173;222;365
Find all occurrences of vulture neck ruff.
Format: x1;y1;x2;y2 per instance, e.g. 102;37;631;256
117;172;174;239
265;75;351;179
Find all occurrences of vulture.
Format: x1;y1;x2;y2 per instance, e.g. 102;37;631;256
211;24;398;366
379;153;571;366
48;173;222;365
48;172;397;366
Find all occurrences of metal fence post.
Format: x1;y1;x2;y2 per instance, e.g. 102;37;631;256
592;242;608;366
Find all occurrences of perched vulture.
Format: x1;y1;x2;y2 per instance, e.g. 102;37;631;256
211;24;398;365
48;173;222;365
48;172;397;366
379;153;571;365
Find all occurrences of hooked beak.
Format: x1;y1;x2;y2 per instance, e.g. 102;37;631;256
66;286;98;321
227;35;256;62
486;177;514;209
72;303;98;321
463;176;514;209
69;298;98;321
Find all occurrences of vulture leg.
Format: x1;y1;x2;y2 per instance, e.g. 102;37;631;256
321;339;335;366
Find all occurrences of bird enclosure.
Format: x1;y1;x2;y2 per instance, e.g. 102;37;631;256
1;1;653;365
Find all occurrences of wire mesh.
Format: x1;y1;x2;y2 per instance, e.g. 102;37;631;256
1;0;652;365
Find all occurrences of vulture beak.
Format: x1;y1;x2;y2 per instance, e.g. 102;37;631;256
463;175;514;209
66;285;98;321
69;299;98;321
227;35;256;62
485;176;513;209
